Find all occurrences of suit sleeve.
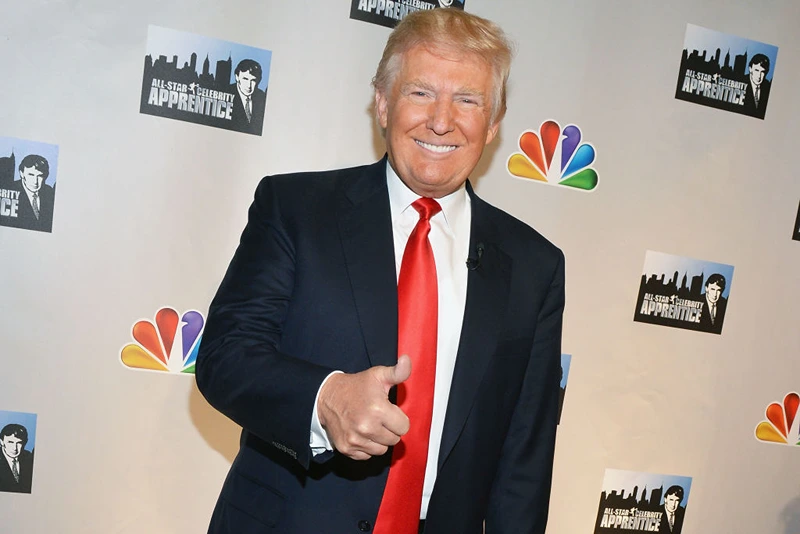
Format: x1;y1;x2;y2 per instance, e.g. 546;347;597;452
195;176;335;469
485;250;565;534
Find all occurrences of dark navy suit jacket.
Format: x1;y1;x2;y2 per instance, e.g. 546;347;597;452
657;505;685;533
229;84;266;135
0;450;34;494
9;182;54;233
743;78;771;119
196;158;564;533
699;296;727;334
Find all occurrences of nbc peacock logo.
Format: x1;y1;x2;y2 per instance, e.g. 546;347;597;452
120;307;204;374
507;120;598;191
755;392;800;446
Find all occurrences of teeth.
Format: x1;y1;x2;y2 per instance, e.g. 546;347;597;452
416;140;457;153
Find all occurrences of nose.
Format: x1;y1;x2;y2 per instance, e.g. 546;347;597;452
427;98;455;135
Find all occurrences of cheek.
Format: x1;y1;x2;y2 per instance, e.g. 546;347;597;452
392;107;421;129
460;116;492;142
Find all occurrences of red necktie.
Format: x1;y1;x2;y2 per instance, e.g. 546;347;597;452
374;197;441;534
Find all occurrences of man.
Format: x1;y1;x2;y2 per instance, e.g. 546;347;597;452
657;485;685;533
11;154;55;233
197;9;564;534
743;54;771;119
699;273;727;334
0;424;34;494
230;59;267;135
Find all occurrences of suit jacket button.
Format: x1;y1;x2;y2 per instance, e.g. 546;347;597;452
357;520;372;531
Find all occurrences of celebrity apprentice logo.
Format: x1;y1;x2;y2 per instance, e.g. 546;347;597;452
507;120;598;191
0;137;60;233
350;0;464;29
755;392;800;446
120;307;204;374
594;469;692;534
633;251;734;335
139;26;272;136
0;188;20;218
146;79;234;119
674;24;779;120
355;0;436;19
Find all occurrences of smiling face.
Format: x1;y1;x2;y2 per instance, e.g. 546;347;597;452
375;45;500;198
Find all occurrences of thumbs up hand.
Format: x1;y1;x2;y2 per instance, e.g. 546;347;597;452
317;355;412;461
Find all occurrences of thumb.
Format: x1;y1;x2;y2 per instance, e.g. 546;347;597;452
380;354;412;389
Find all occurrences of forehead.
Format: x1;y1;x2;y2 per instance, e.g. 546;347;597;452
2;435;21;442
21;166;43;175
397;45;492;88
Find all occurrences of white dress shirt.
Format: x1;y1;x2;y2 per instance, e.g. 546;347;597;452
310;163;471;519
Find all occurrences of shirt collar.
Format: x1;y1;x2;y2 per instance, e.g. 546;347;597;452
19;181;36;204
2;448;17;464
237;87;251;103
385;161;468;235
20;179;37;195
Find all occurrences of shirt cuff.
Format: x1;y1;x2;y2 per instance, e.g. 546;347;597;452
310;370;343;456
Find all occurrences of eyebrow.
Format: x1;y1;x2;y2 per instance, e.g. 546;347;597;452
401;80;487;99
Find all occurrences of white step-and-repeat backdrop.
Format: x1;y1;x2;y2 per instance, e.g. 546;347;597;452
2;0;799;532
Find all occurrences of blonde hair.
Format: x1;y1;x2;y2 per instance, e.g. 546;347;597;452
372;9;514;123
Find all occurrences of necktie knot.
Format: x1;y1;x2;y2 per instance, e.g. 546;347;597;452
412;198;441;222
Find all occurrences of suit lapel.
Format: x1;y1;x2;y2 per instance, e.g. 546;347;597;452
438;184;511;468
0;454;15;486
338;169;512;460
337;159;399;369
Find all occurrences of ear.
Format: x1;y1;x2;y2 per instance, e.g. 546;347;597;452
375;89;389;129
484;121;500;146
